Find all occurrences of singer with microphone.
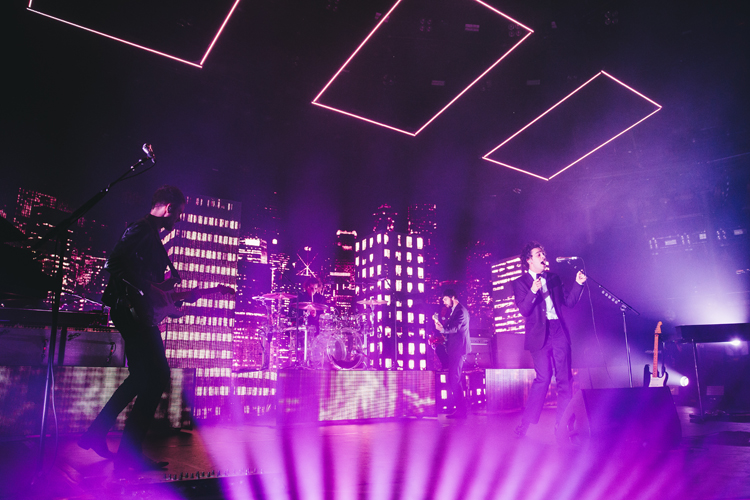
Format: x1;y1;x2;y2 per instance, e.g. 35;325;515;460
511;242;586;438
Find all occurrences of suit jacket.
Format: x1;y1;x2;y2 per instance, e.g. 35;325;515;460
442;302;471;356
512;272;583;352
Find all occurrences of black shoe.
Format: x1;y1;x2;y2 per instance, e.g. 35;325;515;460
78;431;115;459
514;422;529;438
114;454;169;472
446;410;468;419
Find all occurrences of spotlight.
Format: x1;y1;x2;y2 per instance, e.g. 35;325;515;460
729;339;741;347
680;376;689;387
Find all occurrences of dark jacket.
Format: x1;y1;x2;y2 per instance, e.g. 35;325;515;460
443;302;472;356
512;272;583;352
101;216;172;321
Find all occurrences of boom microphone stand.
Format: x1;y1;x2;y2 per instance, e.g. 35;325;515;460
31;144;156;474
562;260;640;387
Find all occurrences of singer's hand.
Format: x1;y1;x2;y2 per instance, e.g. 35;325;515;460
531;277;542;293
576;271;587;285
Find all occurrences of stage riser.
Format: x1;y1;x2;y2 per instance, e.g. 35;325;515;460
276;370;436;424
0;366;192;437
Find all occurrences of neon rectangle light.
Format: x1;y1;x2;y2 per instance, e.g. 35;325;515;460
312;0;533;136
27;0;241;68
482;71;662;180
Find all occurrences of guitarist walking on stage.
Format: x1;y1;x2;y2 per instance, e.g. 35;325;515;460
78;185;193;471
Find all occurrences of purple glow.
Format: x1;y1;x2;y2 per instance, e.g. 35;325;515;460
483;71;662;180
27;0;242;68
312;0;534;135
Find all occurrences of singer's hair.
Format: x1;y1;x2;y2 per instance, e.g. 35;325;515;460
442;289;458;300
520;241;544;271
152;185;186;209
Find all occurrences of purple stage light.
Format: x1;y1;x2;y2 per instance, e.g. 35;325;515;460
483;71;662;180
312;0;534;136
27;0;241;68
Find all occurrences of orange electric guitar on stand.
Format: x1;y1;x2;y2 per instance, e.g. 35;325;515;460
643;321;668;387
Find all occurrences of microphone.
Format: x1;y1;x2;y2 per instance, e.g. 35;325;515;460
555;256;579;263
142;143;155;163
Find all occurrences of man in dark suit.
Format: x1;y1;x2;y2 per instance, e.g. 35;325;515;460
433;289;471;418
512;242;586;437
78;185;187;471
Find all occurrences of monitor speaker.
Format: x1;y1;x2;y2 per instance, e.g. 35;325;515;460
556;387;681;449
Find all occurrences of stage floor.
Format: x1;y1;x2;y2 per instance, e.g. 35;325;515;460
2;406;749;500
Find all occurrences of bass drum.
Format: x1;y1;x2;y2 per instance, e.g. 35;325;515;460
327;327;366;370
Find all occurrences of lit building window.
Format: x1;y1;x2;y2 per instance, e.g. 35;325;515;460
407;266;413;276
406;236;413;248
418;283;424;293
396;280;402;291
407;282;413;293
418;267;424;279
384;249;390;258
406;252;412;262
369;237;374;247
395;265;402;276
369;253;374;262
377;234;382;243
417;237;423;249
408;313;414;323
369;267;374;277
420;359;426;370
377;264;382;275
384;234;389;245
395;251;402;261
419;313;425;324
362;239;367;251
408;359;415;369
356;242;360;252
355;256;359;266
420;343;426;354
396;311;403;321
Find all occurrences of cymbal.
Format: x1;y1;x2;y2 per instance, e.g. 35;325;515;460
357;298;387;306
262;292;297;300
297;302;328;311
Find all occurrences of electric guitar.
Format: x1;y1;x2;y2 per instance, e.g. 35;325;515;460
643;321;668;387
152;284;235;324
429;312;447;348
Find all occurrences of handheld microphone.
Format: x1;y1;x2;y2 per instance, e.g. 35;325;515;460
142;143;155;163
556;256;579;263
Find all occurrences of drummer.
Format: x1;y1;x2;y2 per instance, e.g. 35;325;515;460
296;276;327;335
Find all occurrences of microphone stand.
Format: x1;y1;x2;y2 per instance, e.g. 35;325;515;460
30;147;155;475
563;260;640;387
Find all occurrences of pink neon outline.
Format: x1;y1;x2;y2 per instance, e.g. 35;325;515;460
27;0;241;68
312;0;533;135
199;0;241;66
482;71;662;181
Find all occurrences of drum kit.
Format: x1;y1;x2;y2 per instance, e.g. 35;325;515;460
253;292;387;371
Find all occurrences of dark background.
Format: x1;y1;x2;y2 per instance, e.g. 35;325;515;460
3;0;749;377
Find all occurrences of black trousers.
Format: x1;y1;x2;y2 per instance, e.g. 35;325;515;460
521;319;572;426
86;302;171;458
446;341;467;412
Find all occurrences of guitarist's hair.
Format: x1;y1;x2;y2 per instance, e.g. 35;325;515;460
152;185;186;209
520;241;544;271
